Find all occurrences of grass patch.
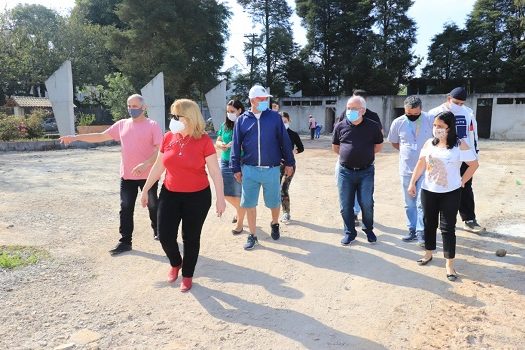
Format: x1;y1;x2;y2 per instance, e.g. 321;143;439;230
0;245;49;269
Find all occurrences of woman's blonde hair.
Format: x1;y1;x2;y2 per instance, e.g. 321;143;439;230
170;99;206;139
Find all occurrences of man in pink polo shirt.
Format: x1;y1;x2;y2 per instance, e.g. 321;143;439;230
60;94;163;255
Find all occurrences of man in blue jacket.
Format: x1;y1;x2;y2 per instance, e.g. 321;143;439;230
231;85;295;250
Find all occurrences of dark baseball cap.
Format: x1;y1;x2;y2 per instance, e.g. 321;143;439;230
449;87;467;101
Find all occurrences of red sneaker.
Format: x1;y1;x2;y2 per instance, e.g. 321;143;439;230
180;277;192;292
167;265;181;283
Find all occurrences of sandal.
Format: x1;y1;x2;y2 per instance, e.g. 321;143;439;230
417;256;433;265
231;228;243;235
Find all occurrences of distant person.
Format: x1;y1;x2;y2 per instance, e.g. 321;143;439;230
428;87;484;233
230;85;295;250
408;111;479;281
308;115;316;140
335;89;383;227
216;100;246;234
387;96;434;246
332;96;383;246
279;112;304;224
140;99;226;292
271;102;280;112
315;123;322;138
59;94;163;255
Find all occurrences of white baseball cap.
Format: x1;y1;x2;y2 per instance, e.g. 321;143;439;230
249;85;272;99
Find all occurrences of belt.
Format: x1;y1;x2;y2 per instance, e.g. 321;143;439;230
340;163;372;171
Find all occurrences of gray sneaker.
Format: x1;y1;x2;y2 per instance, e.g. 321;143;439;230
280;213;291;224
401;230;417;242
416;231;425;247
464;220;486;233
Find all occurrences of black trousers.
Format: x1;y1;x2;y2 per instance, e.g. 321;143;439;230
459;162;476;221
310;128;315;140
119;179;158;244
157;185;211;277
421;188;461;259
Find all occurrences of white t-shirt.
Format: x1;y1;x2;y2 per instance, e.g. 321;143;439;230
420;140;476;193
428;103;479;159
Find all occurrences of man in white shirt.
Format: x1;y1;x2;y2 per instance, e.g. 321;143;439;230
428;87;485;233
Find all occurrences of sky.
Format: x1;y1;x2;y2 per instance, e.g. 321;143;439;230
1;0;477;76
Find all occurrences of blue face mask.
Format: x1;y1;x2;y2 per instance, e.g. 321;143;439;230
346;109;359;122
256;100;269;113
128;108;143;118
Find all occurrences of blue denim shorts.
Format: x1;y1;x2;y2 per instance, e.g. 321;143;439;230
240;165;280;208
220;160;242;197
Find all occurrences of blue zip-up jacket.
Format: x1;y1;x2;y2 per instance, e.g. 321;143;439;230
230;109;295;173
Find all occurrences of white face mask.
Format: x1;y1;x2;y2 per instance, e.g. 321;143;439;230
227;113;237;122
169;119;185;133
284;123;289;129
448;102;463;115
433;127;448;139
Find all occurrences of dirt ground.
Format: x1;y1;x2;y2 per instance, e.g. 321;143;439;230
1;137;524;350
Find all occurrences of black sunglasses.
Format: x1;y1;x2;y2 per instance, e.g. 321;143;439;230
170;114;183;120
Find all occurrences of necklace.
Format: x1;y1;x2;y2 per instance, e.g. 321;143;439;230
175;135;190;156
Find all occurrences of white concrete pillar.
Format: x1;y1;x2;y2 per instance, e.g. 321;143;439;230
205;80;227;131
45;60;75;136
140;72;166;131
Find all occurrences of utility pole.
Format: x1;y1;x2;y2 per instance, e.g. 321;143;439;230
244;33;257;87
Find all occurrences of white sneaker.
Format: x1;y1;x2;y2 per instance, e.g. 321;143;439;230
280;213;291;224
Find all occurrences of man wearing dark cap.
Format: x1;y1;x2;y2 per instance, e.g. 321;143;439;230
428;87;485;233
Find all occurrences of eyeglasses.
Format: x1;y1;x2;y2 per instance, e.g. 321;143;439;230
170;114;183;120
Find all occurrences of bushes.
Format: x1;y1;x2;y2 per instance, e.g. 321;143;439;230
0;109;48;141
76;113;96;126
0;114;24;141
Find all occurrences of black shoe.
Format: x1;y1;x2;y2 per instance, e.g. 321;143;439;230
447;270;458;281
366;231;377;244
417;256;433;265
109;242;132;255
271;222;280;240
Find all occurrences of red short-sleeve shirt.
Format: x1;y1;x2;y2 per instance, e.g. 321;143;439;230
160;132;216;192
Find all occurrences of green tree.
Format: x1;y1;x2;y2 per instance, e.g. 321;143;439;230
237;0;297;96
422;23;468;92
73;0;124;27
57;15;116;88
369;0;418;94
109;0;230;99
100;73;135;121
0;5;64;96
463;0;525;92
296;0;375;95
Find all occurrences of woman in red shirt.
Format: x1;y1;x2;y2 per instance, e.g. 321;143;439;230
141;99;226;292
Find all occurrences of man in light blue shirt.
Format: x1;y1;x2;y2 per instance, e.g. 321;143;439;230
387;96;434;246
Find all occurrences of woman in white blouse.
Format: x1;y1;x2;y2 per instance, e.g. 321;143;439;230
408;111;479;281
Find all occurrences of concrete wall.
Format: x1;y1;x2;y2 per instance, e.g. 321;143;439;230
0;140;117;152
141;72;166;132
280;93;525;140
